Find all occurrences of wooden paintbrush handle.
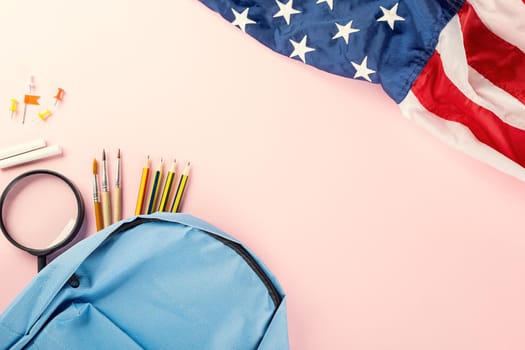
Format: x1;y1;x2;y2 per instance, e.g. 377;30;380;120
94;201;103;231
101;191;112;228
113;187;122;223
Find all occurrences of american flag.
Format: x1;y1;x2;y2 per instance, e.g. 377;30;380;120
197;0;525;181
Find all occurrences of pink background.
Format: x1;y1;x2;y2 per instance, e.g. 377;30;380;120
1;1;525;349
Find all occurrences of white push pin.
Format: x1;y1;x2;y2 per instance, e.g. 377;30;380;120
27;75;35;94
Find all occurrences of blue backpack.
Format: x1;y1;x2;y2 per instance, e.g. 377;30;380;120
0;213;289;349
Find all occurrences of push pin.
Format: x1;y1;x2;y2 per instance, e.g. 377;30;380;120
22;75;40;124
54;88;65;106
38;109;52;120
22;94;40;123
27;75;35;93
9;99;18;119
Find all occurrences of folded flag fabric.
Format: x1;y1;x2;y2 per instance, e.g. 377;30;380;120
196;0;525;181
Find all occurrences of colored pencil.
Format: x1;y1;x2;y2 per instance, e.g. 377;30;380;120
112;149;122;223
171;162;191;213
158;160;176;212
101;150;112;227
146;159;163;214
134;156;150;215
92;159;104;231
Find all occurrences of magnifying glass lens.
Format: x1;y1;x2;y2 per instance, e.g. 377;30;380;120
1;174;80;250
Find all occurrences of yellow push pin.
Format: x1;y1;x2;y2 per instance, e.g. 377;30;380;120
38;109;52;120
9;99;18;119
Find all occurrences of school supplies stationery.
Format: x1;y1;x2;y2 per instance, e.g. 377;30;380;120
92;159;103;231
9;99;18;119
0;139;46;160
0;213;289;349
112;149;122;223
10;76;65;123
53;88;65;106
22;76;39;124
38;109;52;120
146;159;163;214
0;144;61;169
134;156;150;215
0;169;85;272
101;150;112;227
158;160;176;212
171;162;191;213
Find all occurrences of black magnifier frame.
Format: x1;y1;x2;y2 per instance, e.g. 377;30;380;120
0;169;85;272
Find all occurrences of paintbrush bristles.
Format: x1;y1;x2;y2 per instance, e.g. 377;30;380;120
93;159;98;174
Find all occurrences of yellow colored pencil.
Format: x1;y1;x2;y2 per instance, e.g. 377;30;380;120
134;156;150;215
146;159;163;214
171;162;191;213
158;160;176;212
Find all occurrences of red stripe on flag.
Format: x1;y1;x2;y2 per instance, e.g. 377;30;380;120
411;52;525;167
458;2;525;103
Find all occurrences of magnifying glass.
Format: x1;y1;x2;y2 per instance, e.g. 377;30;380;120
0;170;85;272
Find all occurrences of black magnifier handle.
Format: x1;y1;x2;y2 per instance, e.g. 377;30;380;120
37;255;46;272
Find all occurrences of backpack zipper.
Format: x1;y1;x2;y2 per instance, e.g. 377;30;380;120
110;217;282;308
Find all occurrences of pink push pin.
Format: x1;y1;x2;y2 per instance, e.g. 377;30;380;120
54;88;65;106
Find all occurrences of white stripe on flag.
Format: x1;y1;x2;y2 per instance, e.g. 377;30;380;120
399;91;525;182
436;15;525;130
467;0;525;52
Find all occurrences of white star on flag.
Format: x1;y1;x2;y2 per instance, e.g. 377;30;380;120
350;56;376;82
289;35;315;63
332;20;360;44
377;3;405;30
316;0;334;11
273;0;301;25
231;8;256;32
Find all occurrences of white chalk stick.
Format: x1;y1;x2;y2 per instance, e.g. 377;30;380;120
0;144;62;169
0;139;46;160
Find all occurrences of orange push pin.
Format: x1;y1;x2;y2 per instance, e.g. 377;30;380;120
22;75;40;124
9;99;18;119
22;94;40;123
38;109;52;120
54;88;65;106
